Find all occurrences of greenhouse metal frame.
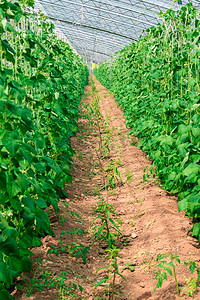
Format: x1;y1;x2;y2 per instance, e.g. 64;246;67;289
35;0;200;64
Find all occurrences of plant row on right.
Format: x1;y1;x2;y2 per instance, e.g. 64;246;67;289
94;3;200;241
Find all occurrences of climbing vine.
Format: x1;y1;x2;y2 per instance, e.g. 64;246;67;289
0;0;88;298
95;3;200;240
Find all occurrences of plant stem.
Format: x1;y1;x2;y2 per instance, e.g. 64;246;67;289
104;211;110;238
173;265;180;296
111;258;117;300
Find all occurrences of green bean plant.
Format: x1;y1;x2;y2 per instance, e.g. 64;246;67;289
94;2;200;241
0;0;88;297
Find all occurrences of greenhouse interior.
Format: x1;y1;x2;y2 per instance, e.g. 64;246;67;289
1;0;200;299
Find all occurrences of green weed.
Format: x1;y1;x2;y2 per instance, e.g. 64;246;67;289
154;253;200;297
92;198;122;248
95;246;125;300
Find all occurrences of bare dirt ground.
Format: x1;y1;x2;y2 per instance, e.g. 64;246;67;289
14;76;200;300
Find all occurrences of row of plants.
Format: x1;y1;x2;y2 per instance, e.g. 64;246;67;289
87;78;123;299
94;2;200;240
87;77;134;299
0;0;88;298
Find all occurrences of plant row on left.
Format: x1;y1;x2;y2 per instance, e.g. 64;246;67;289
0;0;88;298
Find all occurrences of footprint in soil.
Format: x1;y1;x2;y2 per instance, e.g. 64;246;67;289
137;292;152;300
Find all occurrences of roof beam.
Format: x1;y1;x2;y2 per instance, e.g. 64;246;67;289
76;46;111;57
47;15;137;41
42;2;149;34
56;23;132;47
42;0;156;26
122;0;176;11
84;0;159;19
63;34;123;52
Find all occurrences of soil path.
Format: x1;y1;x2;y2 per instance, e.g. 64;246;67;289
15;76;200;300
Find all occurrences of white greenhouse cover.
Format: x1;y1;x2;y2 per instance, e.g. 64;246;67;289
35;0;200;64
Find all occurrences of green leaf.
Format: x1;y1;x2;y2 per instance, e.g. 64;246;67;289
165;267;172;276
0;213;9;229
35;208;54;236
47;249;54;255
1;19;7;30
32;236;42;247
116;272;126;281
95;277;108;288
192;223;200;237
0;261;12;285
1;39;15;54
96;266;109;273
54;248;59;256
78;285;83;292
178;199;188;211
35;197;47;209
183;163;200;177
0;237;19;256
16;173;29;191
2;131;20;156
192;127;200;138
3;227;18;239
61;247;65;253
109;217;120;231
42;157;62;174
158;276;163;288
8;256;23;276
96;223;105;239
0;286;13;300
189;262;196;274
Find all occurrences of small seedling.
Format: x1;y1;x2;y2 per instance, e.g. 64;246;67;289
95;246;125;300
104;160;123;189
122;262;135;272
59;216;68;226
117;129;122;135
123;237;130;247
108;190;116;196
47;244;60;256
59;208;81;226
17;260;83;298
114;145;123;155
92;185;101;196
78;151;83;160
180;277;198;297
138;199;144;204
60;200;69;208
125;170;133;184
154;253;181;295
47;228;90;263
154;253;200;297
92;198;122;248
60;228;85;250
130;218;135;227
71;243;90;264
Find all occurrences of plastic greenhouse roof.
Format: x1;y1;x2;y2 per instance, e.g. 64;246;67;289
35;0;200;64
